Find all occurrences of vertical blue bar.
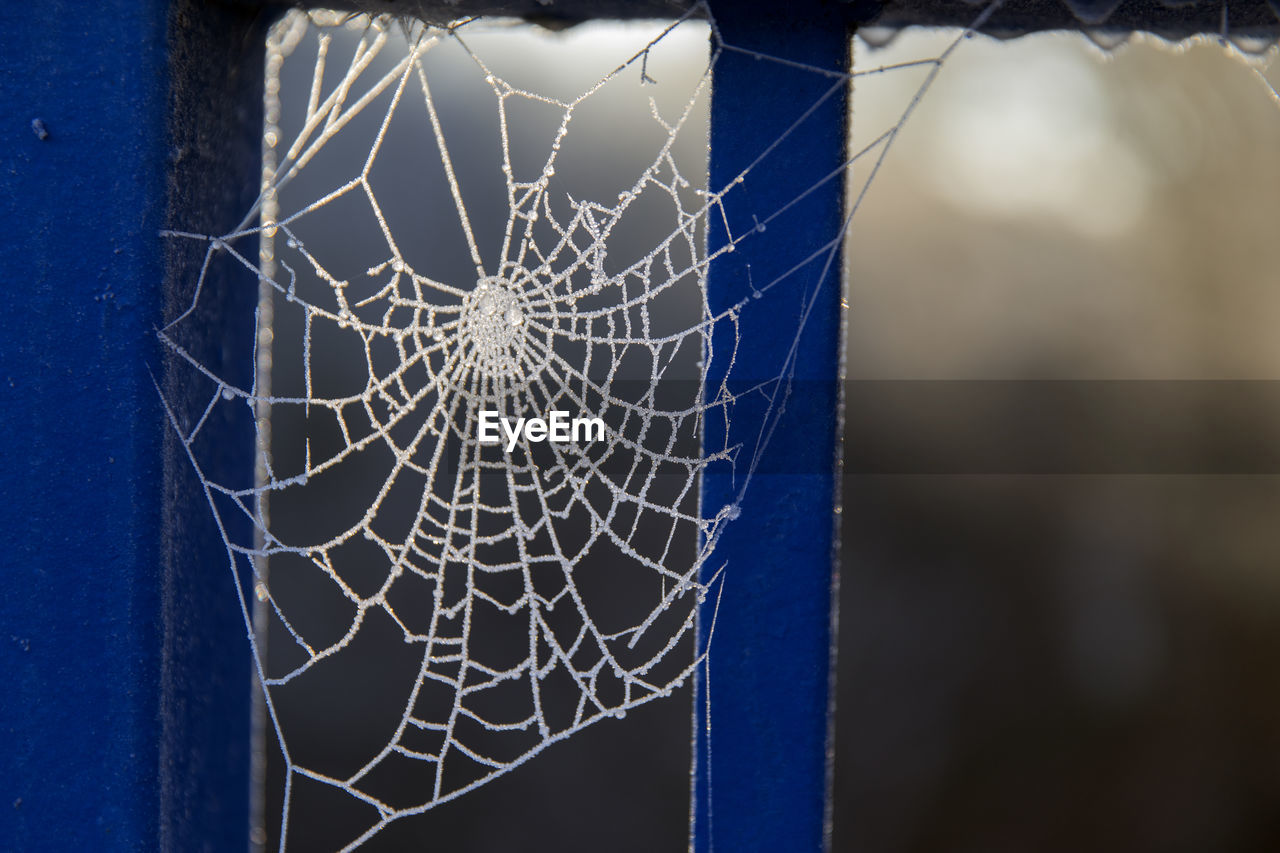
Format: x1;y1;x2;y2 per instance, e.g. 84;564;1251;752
696;3;848;851
0;2;266;849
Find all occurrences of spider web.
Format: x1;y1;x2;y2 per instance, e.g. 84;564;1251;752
151;0;1278;847
155;5;989;847
163;11;735;845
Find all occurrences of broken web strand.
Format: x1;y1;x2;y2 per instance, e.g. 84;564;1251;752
146;2;1107;847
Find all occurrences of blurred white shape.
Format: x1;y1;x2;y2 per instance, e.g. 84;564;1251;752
923;35;1153;238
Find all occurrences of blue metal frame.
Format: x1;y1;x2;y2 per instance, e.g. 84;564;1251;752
1;3;172;847
0;2;266;849
696;2;848;851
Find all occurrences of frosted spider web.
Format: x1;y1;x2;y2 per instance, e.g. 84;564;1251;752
147;0;1169;847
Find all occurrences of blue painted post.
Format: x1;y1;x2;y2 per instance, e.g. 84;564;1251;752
696;2;848;851
0;2;267;849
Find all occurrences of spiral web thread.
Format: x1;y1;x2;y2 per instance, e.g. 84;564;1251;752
159;3;1007;847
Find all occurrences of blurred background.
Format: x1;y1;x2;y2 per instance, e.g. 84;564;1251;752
836;28;1280;853
259;13;1280;851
